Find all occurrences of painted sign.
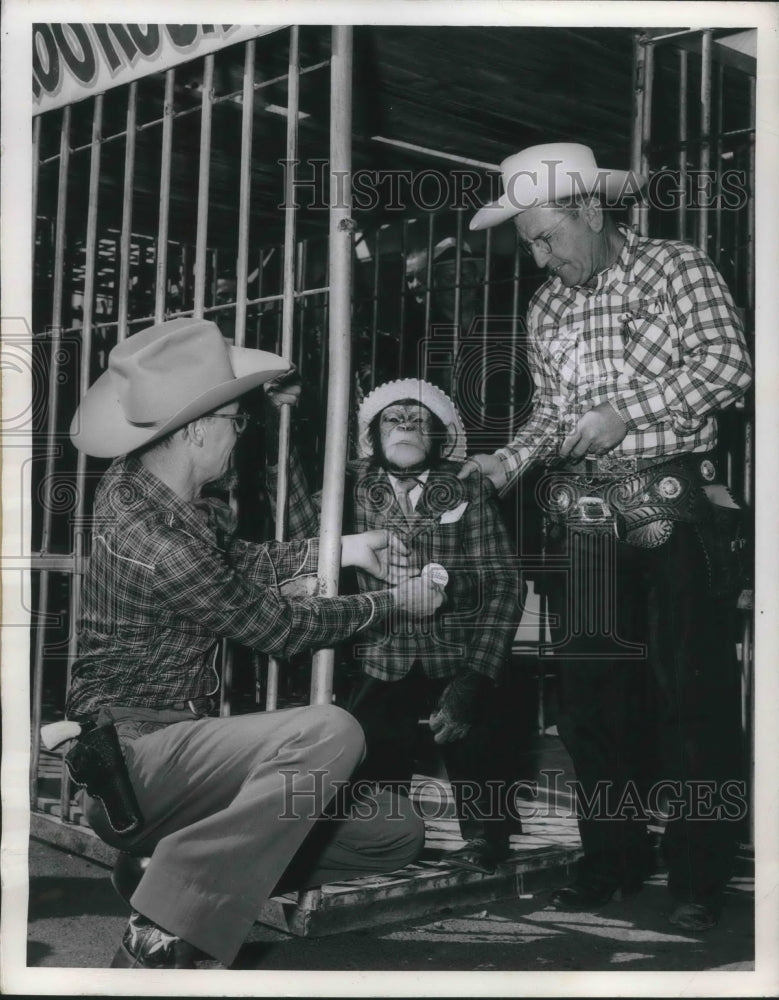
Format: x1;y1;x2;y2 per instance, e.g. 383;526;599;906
33;23;285;115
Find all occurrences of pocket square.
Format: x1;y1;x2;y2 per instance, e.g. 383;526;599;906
439;501;468;524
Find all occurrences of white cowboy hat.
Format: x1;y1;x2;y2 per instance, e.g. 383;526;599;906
356;378;467;462
470;143;646;231
70;317;289;457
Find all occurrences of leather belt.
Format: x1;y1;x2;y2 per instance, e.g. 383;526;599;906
549;451;716;479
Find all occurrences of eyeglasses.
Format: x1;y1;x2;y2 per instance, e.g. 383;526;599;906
517;213;570;258
209;412;255;436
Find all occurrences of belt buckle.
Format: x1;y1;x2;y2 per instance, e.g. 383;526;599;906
595;454;637;476
569;496;614;526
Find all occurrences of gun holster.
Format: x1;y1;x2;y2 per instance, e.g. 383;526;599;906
65;722;144;836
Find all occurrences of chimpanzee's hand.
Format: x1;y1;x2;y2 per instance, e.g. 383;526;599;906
429;670;490;744
264;371;302;411
456;453;507;490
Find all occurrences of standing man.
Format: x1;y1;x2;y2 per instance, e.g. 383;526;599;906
462;143;752;931
65;317;444;969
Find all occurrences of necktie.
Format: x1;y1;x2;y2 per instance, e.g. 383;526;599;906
394;478;418;522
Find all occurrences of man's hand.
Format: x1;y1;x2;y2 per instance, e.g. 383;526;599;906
391;573;445;618
341;530;409;583
456;453;508;490
560;402;627;460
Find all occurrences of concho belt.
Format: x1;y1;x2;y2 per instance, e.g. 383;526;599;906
541;453;720;548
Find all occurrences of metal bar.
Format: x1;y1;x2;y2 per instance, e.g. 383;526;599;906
39;60;333;166
638;37;654;237
678;49;689;241
398;220;410;375
117;83;137;341
697;30;713;253
480;226;492;425
423;215;435;368
641;28;709;46
629;34;647;234
31;104;71;804
310;25;353;706
371;135;499;171
193;55;215;318
154;70;175;323
234;38;256;348
58;93;105;821
32;115;41;269
714;61;724;265
452;211;463;358
369;226;381;391
267;26;301;712
507;242;521;437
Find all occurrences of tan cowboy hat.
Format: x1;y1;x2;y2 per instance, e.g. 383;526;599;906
357;378;467;462
470;143;646;231
70;317;289;457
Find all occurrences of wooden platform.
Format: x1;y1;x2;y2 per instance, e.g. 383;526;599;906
31;752;583;939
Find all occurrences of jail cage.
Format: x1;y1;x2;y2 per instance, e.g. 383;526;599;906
28;25;755;851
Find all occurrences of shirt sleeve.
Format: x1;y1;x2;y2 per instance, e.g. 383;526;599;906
610;247;753;433
448;479;520;681
495;301;564;485
152;524;394;660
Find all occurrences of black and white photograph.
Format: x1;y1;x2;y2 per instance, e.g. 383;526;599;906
2;2;777;996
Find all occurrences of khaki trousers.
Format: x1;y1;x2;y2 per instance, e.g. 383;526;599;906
85;704;424;965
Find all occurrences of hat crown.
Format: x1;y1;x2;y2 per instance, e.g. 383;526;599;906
109;318;235;425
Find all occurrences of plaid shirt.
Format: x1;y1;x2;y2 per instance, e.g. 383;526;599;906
273;454;520;682
67;457;392;718
497;226;753;482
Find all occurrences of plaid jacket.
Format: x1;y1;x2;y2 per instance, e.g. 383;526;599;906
496;226;753;483
67;457;392;718
275;455;521;682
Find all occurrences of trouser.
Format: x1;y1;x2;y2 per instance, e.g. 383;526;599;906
346;665;526;846
83;704;424;966
545;521;745;903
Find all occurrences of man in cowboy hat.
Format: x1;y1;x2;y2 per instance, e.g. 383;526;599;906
460;143;753;930
270;377;523;875
65;317;446;969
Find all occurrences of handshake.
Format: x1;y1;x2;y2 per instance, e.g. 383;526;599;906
341;530;447;617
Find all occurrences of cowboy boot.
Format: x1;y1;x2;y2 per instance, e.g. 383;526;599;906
110;910;199;969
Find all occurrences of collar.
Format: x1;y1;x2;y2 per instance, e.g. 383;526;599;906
567;223;637;295
105;455;224;541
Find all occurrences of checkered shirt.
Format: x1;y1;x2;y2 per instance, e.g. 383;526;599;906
67;457;391;718
496;226;753;483
275;454;520;682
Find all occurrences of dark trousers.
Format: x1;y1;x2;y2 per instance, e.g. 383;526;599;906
546;522;745;903
346;664;526;846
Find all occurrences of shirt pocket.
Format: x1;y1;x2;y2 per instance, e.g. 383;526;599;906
619;297;677;378
539;321;588;384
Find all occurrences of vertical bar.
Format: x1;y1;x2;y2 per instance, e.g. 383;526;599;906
507;242;521;437
59;94;104;821
154;70;175;323
678;49;688;242
369;226;381;390
629;34;647;234
480;226;492;425
310;25;353;706
234;38;256;348
452;211;463;354
32;115;41;268
193;55;215;318
31;105;71;803
117;82;137;341
267;26;301;712
697;29;713;253
638;39;654;237
713;62;724;266
421;214;435;380
397;219;410;375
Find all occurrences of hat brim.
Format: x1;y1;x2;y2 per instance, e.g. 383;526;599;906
470;169;646;231
70;346;290;458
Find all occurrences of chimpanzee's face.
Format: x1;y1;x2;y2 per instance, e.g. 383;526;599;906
379;403;435;469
